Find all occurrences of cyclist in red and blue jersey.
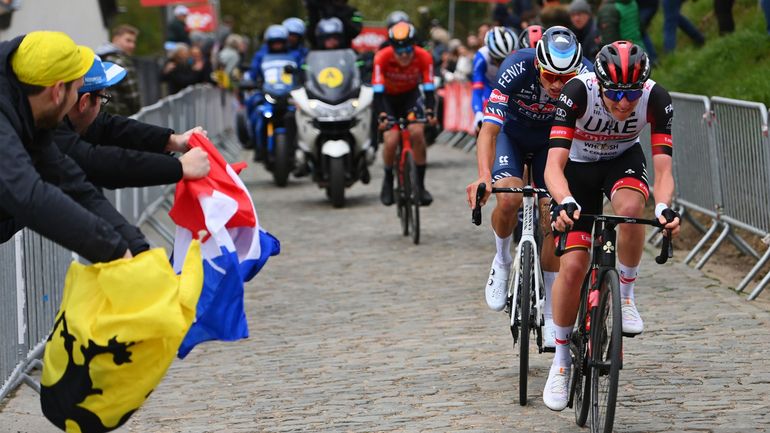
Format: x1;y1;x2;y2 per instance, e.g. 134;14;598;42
373;22;437;207
471;27;519;132
466;26;592;347
543;41;681;411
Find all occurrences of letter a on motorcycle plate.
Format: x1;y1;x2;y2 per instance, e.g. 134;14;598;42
318;67;344;88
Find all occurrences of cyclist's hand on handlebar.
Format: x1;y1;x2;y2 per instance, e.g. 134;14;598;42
378;112;390;131
656;204;681;237
473;111;484;134
551;199;581;232
425;109;438;126
466;178;492;209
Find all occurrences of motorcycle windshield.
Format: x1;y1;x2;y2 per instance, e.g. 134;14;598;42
304;49;360;105
261;53;297;97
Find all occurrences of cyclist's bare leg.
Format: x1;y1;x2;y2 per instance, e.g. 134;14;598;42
539;197;559;340
490;176;524;239
611;188;647;267
551;249;590;364
407;123;426;164
381;129;400;167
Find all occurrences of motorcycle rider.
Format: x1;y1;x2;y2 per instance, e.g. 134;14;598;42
373;22;437;207
283;17;309;64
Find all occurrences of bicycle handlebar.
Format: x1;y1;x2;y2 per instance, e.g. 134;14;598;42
554;214;673;264
471;183;549;227
381;115;429;130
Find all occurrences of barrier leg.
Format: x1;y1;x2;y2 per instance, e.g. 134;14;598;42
695;223;731;269
737;247;770;293
747;264;770;300
727;231;760;260
684;220;719;265
461;135;476;153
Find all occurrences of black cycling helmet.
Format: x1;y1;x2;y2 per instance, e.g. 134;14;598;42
386;10;410;28
519;25;543;49
388;21;416;49
594;41;650;90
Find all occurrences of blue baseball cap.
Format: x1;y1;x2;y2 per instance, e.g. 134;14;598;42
79;55;126;93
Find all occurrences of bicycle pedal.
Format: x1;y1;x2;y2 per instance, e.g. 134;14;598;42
542;346;555;353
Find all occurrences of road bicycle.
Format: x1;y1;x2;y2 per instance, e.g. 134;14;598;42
555;213;673;433
385;115;427;245
471;156;550;406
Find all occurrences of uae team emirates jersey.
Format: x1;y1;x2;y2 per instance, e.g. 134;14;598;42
549;73;674;162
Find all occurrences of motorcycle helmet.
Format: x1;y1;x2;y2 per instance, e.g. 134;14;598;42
264;24;289;52
386;10;411;28
315;17;344;49
282;17;306;36
535;26;583;75
594;41;650;90
519;25;543;49
485;26;518;60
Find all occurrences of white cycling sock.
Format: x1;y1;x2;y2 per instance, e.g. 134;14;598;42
543;271;557;320
494;232;513;266
618;262;639;302
553;324;573;368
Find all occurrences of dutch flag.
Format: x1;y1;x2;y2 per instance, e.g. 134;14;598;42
169;133;280;358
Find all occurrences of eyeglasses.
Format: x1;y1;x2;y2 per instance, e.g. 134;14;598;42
95;92;112;106
602;88;644;102
394;45;414;55
538;66;577;84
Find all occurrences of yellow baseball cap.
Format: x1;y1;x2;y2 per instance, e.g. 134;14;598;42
11;31;95;87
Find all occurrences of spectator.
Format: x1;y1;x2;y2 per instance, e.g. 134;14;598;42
305;0;363;49
217;34;243;78
540;0;573;29
96;24;142;116
477;23;491;42
714;0;734;35
466;33;481;52
662;0;705;53
167;5;191;45
217;15;236;46
430;26;450;74
569;0;600;59
638;0;659;63
0;31;136;263
161;43;200;95
190;45;213;85
493;3;522;29
597;0;645;48
512;0;538;24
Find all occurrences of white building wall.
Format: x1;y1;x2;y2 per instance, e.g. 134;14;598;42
0;0;108;49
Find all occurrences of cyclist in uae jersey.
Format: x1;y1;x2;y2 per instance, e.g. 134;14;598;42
471;27;519;131
542;41;681;411
373;21;437;207
466;27;592;349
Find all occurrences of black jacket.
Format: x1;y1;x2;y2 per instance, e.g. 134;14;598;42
55;112;182;189
0;36;144;262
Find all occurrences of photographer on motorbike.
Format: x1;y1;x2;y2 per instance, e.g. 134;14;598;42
373;22;438;207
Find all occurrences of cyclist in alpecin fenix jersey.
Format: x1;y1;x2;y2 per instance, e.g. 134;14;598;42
543;41;681;411
471;26;519;132
466;26;592;349
373;21;437;207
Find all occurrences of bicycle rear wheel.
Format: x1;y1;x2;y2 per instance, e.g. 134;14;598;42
517;242;533;406
590;269;622;433
572;274;592;427
406;152;420;244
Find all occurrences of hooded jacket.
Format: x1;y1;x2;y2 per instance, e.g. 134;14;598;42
597;0;645;47
0;35;141;262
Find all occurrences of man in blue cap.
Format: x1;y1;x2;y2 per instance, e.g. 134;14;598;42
56;55;210;192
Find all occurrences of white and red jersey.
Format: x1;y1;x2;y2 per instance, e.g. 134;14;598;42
549;73;673;163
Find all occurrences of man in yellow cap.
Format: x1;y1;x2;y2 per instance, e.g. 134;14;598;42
0;31;141;263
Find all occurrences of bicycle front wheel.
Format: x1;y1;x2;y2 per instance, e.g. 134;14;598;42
406;152;420;244
572;273;592;427
396;150;409;236
517;242;533;406
590;269;622;433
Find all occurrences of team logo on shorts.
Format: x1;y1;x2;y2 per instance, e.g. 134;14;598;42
489;89;509;104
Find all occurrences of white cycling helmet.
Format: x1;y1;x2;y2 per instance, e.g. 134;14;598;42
485;26;519;60
535;26;583;74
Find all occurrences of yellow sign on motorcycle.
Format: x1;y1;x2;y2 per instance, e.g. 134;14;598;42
318;67;344;88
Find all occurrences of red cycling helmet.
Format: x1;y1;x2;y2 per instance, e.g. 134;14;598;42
520;25;543;49
594;41;650;90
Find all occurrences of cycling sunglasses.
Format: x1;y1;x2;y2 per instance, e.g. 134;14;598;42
394;45;414;55
603;88;644;102
538;66;577;84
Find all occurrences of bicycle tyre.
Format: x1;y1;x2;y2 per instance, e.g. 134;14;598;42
590;269;622;433
406;152;420;245
396;148;409;236
572;273;592;427
518;242;532;406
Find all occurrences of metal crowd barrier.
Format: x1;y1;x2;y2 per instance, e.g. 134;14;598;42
0;84;241;403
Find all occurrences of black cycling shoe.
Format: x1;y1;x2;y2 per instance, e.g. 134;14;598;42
380;177;394;206
419;188;433;206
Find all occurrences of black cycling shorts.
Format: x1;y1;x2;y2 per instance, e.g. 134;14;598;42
386;88;425;120
560;144;650;250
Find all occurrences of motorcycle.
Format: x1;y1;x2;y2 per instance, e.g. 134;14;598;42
244;53;298;187
291;49;374;207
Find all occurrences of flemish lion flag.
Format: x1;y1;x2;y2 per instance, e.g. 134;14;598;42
40;241;204;433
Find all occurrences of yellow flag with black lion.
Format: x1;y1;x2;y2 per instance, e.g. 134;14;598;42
40;241;203;433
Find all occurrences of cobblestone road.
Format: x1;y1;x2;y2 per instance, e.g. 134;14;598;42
2;144;770;433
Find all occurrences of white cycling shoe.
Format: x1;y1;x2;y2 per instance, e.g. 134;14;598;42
543;364;570;411
621;298;644;335
485;260;510;311
543;317;556;349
